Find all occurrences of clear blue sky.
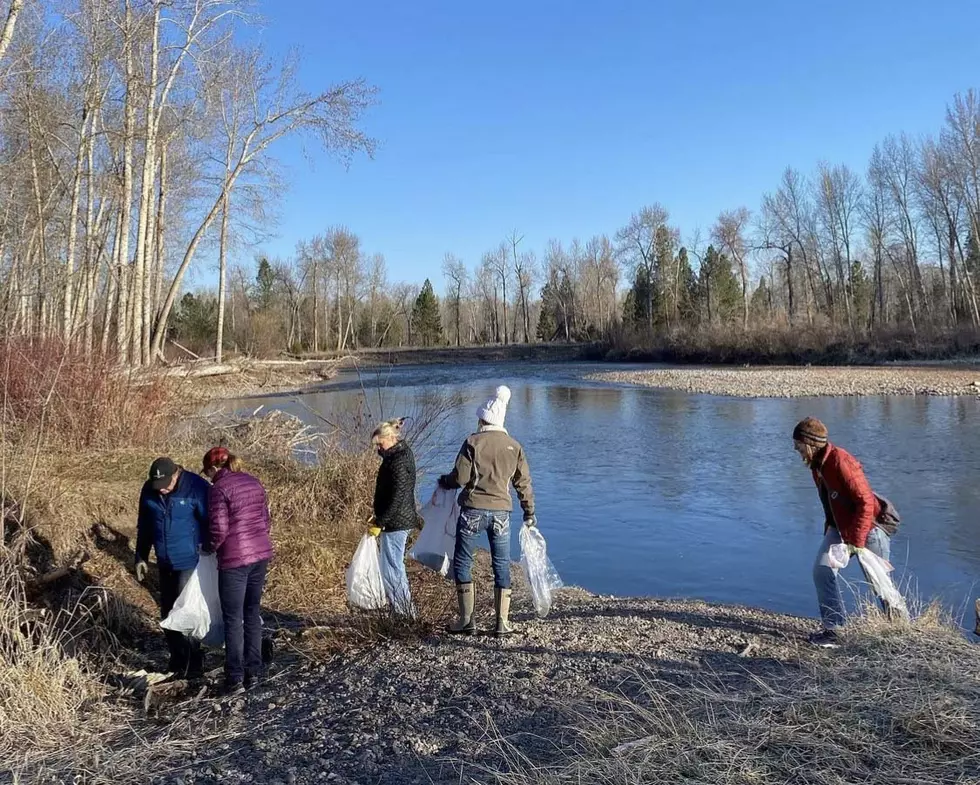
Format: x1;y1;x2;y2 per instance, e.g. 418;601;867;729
241;0;977;294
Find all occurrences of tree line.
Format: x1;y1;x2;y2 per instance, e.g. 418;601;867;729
0;0;373;366
3;1;980;364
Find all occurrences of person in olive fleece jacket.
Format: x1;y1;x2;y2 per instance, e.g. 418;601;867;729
438;384;535;637
203;447;274;693
135;456;209;679
370;417;419;616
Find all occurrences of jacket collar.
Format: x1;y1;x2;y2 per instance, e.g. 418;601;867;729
478;423;508;434
380;441;407;459
811;442;833;472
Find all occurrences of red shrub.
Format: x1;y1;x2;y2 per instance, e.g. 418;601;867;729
0;338;177;448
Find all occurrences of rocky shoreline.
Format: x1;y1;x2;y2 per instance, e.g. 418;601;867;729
161;575;817;785
588;365;980;398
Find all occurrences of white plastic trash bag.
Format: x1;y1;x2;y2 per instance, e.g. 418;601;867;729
160;553;224;648
827;544;909;619
520;524;563;618
856;549;908;618
346;534;387;610
410;487;458;576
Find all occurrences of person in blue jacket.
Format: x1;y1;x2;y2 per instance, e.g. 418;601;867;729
135;456;210;679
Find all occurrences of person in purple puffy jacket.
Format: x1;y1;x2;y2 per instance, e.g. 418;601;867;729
203;446;274;695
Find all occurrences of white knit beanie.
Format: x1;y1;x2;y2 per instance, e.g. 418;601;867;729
477;385;511;428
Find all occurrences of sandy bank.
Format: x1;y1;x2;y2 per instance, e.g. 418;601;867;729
589;365;980;398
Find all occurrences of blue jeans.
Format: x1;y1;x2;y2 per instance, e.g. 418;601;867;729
813;526;891;630
218;559;268;685
379;530;413;615
453;508;511;589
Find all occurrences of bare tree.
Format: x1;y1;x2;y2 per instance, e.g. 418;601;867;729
616;204;670;331
0;0;24;68
442;252;467;346
150;48;375;360
489;240;511;344
712;208;752;329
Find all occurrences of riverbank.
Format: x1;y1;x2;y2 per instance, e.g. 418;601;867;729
5;364;979;783
161;585;978;785
588;365;980;398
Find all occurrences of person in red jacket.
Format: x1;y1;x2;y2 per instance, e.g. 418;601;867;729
793;417;892;648
203;447;274;694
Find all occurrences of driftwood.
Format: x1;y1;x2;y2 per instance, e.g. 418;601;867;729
33;549;90;586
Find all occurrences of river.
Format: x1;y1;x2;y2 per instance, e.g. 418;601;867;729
235;362;980;627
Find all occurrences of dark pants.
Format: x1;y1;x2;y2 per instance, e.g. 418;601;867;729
219;559;269;685
159;564;203;676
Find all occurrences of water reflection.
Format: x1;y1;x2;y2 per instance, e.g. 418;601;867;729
231;365;980;628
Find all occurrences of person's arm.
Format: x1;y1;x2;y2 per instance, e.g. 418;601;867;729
839;456;876;549
512;446;535;520
816;480;834;534
135;484;153;563
439;440;473;490
208;484;231;552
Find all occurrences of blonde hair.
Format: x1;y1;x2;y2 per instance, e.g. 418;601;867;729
372;417;406;445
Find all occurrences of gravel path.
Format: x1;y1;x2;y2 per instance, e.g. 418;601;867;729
162;580;815;785
588;366;980;398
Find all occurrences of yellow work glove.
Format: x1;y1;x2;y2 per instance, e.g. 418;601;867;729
847;544;866;556
368;526;382;538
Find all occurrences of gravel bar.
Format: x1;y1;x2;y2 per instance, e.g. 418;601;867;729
588;366;980;398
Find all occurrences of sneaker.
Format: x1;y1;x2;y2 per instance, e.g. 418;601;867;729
808;629;841;649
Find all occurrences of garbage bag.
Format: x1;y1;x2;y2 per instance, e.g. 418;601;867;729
520;524;563;618
160;553;224;648
410;486;458;576
346;534;387;610
856;549;909;619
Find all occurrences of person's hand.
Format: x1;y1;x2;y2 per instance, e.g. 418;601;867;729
524;515;537;528
135;559;148;583
368;526;382;538
437;474;453;490
847;544;866;556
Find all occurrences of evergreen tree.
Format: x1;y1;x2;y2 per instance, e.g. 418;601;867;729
172;292;218;353
849;260;873;329
624;266;653;328
676;247;698;325
698;245;743;324
255;257;277;310
536;282;559;341
411;279;443;346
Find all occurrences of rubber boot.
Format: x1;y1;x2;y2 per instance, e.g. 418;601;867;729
448;583;475;635
494;588;515;637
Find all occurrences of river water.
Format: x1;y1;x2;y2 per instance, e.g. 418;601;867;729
236;363;980;627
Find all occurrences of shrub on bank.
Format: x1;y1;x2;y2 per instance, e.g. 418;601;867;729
0;338;176;448
605;323;980;365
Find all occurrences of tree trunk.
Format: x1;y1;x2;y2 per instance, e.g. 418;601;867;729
0;0;24;65
101;214;121;355
153;142;168;322
215;191;230;362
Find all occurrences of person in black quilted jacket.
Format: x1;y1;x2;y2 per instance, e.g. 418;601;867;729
370;418;418;615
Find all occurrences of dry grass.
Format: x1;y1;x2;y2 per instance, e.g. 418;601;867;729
491;610;980;785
